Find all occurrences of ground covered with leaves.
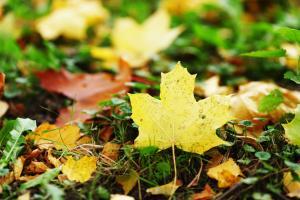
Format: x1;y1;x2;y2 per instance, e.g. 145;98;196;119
1;0;300;199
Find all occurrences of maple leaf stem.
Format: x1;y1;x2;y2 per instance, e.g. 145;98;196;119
169;143;177;200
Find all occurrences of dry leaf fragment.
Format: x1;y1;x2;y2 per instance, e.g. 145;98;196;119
207;158;242;188
36;0;108;40
280;43;300;69
112;9;183;67
116;170;139;195
62;156;97;183
192;184;215;200
110;194;135;200
14;156;25;180
146;180;182;196
195;76;233;97
25;161;49;174
231;82;300;121
27;122;81;150
47;150;62;168
0;172;14;186
0;73;8;118
102;142;121;164
160;0;217;15
129;63;233;154
283;171;300;198
17;191;30;200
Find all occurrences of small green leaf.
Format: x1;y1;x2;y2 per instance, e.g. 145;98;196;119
20;168;61;191
258;89;284;113
284;71;300;84
243;144;256;153
255;151;271;161
276;26;300;43
241;49;286;58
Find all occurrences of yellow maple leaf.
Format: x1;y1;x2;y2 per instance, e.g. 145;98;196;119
62;156;97;183
27;123;81;150
112;9;183;67
36;0;108;40
129;63;233;154
207;158;242;188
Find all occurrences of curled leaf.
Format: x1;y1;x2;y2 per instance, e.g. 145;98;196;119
231;82;300;121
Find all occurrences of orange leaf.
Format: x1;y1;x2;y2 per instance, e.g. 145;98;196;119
193;184;215;200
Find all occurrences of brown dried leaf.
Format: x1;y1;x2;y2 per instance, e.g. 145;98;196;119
102;142;120;164
25;161;49;174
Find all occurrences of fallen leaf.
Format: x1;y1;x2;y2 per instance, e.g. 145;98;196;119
129;63;233;154
14;156;25;180
110;194;135;200
36;0;108;40
207;158;242;188
37;59;131;125
161;0;217;15
192;184;215;200
102;142;121;164
0;13;22;38
27;122;81;150
280;43;299;69
146;180;182;196
116;169;139;195
195;76;233;97
25;161;49;174
17;191;30;200
0;101;8;118
99;126;114;142
231;82;300;122
0;172;14;185
112;9;183;67
62;156;97;183
283;105;300;146
0;73;8;118
47;150;62;168
283;171;300;198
